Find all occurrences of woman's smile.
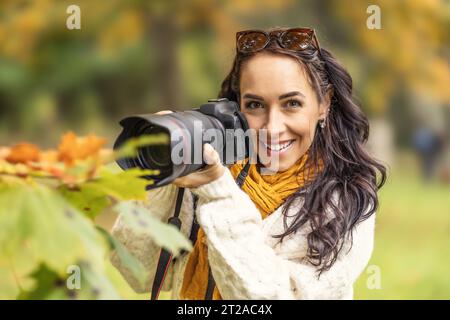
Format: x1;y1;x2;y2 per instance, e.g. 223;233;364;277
259;138;297;157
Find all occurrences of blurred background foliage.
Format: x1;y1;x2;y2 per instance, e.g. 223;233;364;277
0;0;449;299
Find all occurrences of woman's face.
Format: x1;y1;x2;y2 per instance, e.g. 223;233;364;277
239;52;330;172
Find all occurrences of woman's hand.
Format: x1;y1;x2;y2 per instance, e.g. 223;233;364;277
155;110;225;188
173;143;224;188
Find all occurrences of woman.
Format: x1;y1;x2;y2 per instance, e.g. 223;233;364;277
111;27;387;299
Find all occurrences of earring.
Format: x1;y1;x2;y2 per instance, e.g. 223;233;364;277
319;119;326;128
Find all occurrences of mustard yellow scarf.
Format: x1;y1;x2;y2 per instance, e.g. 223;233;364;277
180;151;322;299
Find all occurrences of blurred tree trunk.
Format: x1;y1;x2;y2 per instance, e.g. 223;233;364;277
146;13;183;109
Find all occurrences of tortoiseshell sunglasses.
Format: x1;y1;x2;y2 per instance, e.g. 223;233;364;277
236;28;322;56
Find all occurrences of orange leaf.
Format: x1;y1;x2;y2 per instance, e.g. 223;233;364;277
5;143;40;164
39;150;59;163
58;131;106;166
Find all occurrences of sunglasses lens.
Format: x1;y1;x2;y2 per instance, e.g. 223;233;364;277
237;32;267;53
281;31;311;50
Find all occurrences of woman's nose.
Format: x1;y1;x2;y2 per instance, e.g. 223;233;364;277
263;108;286;139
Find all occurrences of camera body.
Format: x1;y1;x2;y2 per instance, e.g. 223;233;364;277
114;98;250;189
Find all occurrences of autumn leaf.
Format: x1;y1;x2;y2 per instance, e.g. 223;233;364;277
58;132;107;166
5;143;40;164
39;150;59;163
0;130;193;299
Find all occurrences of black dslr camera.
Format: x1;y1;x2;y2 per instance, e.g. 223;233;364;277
114;98;250;189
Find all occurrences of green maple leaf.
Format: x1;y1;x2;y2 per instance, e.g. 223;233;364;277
18;262;120;300
0;183;114;299
114;201;193;257
85;168;156;201
59;167;156;220
59;184;112;219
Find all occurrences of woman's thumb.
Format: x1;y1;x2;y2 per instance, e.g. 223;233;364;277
203;143;220;165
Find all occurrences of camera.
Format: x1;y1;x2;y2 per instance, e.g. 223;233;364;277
113;98;250;189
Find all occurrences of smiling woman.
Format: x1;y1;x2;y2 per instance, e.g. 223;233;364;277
110;26;387;300
218;26;387;273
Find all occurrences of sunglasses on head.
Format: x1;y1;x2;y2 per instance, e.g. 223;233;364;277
236;27;322;56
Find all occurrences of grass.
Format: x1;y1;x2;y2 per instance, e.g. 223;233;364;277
354;156;450;299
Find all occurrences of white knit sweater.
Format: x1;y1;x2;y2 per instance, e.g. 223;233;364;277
110;168;375;299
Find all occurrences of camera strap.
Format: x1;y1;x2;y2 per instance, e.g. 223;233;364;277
151;161;251;300
151;187;185;300
235;160;251;188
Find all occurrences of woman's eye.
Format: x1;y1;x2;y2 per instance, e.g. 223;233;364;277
245;101;263;109
286;100;302;108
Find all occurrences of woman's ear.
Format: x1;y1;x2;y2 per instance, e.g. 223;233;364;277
318;89;332;120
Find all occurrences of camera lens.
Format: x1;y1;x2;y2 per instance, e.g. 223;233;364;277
114;98;248;189
137;125;171;171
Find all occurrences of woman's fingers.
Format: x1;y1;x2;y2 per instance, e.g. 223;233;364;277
172;144;224;188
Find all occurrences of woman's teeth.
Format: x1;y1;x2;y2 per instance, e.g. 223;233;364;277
263;140;295;152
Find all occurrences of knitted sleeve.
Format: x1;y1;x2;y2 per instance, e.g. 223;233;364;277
191;169;375;300
110;183;179;293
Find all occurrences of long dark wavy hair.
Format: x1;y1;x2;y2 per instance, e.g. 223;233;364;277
218;27;387;274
